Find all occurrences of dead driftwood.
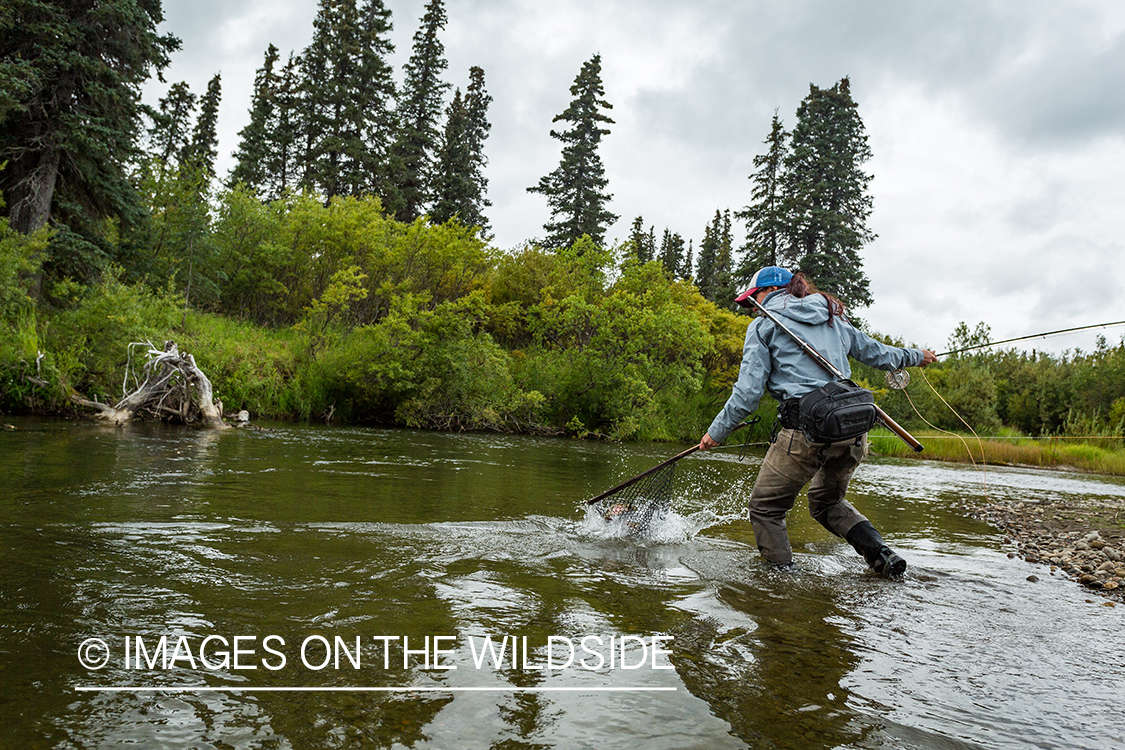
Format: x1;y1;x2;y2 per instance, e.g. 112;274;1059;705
73;341;228;429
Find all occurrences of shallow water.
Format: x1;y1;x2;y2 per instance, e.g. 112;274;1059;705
2;418;1123;749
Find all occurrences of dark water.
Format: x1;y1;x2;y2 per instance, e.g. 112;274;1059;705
2;418;1124;749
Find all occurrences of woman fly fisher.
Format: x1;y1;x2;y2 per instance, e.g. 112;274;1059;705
699;266;937;574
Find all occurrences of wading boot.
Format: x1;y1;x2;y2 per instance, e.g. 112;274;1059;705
845;521;907;576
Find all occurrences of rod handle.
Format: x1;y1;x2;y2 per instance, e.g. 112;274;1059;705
876;405;924;452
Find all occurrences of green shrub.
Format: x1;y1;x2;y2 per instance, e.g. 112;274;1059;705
0;217;49;322
314;293;543;430
46;271;181;397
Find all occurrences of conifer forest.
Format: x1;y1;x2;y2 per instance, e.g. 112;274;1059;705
2;0;1125;455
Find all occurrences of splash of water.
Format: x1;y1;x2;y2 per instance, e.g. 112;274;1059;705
577;503;735;544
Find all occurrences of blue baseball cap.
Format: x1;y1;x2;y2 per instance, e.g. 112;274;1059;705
736;266;793;307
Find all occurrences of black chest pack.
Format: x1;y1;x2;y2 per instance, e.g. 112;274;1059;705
779;379;878;444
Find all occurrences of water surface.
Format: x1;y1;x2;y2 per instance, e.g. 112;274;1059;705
2;418;1123;749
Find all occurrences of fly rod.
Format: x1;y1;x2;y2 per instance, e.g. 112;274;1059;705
744;295;924;453
937;319;1125;357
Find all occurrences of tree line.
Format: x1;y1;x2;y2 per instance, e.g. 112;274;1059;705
0;0;493;288
847;321;1125;443
224;0;492;232
0;187;752;441
4;1;1122;446
1;0;880;315
591;78;876;312
5;179;1123;444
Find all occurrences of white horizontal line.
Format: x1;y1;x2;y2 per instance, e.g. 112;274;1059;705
76;686;676;693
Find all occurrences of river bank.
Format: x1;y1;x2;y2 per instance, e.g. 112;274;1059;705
961;490;1125;605
866;429;1125;601
869;427;1125;476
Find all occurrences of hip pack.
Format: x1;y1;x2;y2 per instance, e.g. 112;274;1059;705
795;379;878;444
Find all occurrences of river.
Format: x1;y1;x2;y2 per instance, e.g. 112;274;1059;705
2;418;1123;749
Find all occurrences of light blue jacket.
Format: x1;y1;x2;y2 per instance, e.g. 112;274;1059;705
707;291;925;443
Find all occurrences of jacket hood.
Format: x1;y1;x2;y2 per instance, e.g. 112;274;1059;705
763;291;831;326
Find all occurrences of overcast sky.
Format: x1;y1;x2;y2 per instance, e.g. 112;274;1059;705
145;0;1125;356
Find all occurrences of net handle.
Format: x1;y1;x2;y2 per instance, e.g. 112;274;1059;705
584;422;749;506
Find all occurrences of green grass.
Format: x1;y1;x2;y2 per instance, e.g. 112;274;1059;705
180;311;318;420
869;427;1125;475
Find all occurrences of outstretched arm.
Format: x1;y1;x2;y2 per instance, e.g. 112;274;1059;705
848;325;934;371
704;321;772;445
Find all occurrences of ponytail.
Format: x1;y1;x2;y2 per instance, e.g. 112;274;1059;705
784;272;847;326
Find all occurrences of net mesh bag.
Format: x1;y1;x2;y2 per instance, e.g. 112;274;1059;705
588;461;677;536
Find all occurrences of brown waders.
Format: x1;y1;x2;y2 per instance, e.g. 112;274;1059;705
749;427;903;573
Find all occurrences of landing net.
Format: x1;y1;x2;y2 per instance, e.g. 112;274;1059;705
587;460;677;537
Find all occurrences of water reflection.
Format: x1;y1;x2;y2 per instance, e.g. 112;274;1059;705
1;419;1124;749
693;580;866;748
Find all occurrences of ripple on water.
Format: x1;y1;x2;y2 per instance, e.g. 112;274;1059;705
6;419;1125;750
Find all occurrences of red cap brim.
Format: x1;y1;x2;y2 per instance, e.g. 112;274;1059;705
735;288;759;308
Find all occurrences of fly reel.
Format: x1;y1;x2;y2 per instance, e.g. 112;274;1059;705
885;369;910;390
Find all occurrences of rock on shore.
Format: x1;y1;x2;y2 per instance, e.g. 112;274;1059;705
963;496;1125;604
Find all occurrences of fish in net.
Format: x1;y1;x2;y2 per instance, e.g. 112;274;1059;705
588;459;677;536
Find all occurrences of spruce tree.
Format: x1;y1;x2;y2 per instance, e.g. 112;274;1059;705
527;54;617;250
140;83;220;314
430;66;491;232
299;0;396;200
462;66;492;231
781;78;874;308
696;212;719;300
389;0;450;221
355;0;398;200
297;2;332;192
268;52;303;200
658;229;685;278
736;111;788;284
141;81;200;272
230;45;280;195
182;73;221;178
625;216;655;264
0;0;178;280
147;82;197;169
300;0;357;198
430;89;471;224
714;209;736;308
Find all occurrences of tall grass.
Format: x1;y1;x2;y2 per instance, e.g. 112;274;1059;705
868;427;1125;476
181;311;325;420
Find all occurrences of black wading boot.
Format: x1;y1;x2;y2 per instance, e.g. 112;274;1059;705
845;521;906;576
